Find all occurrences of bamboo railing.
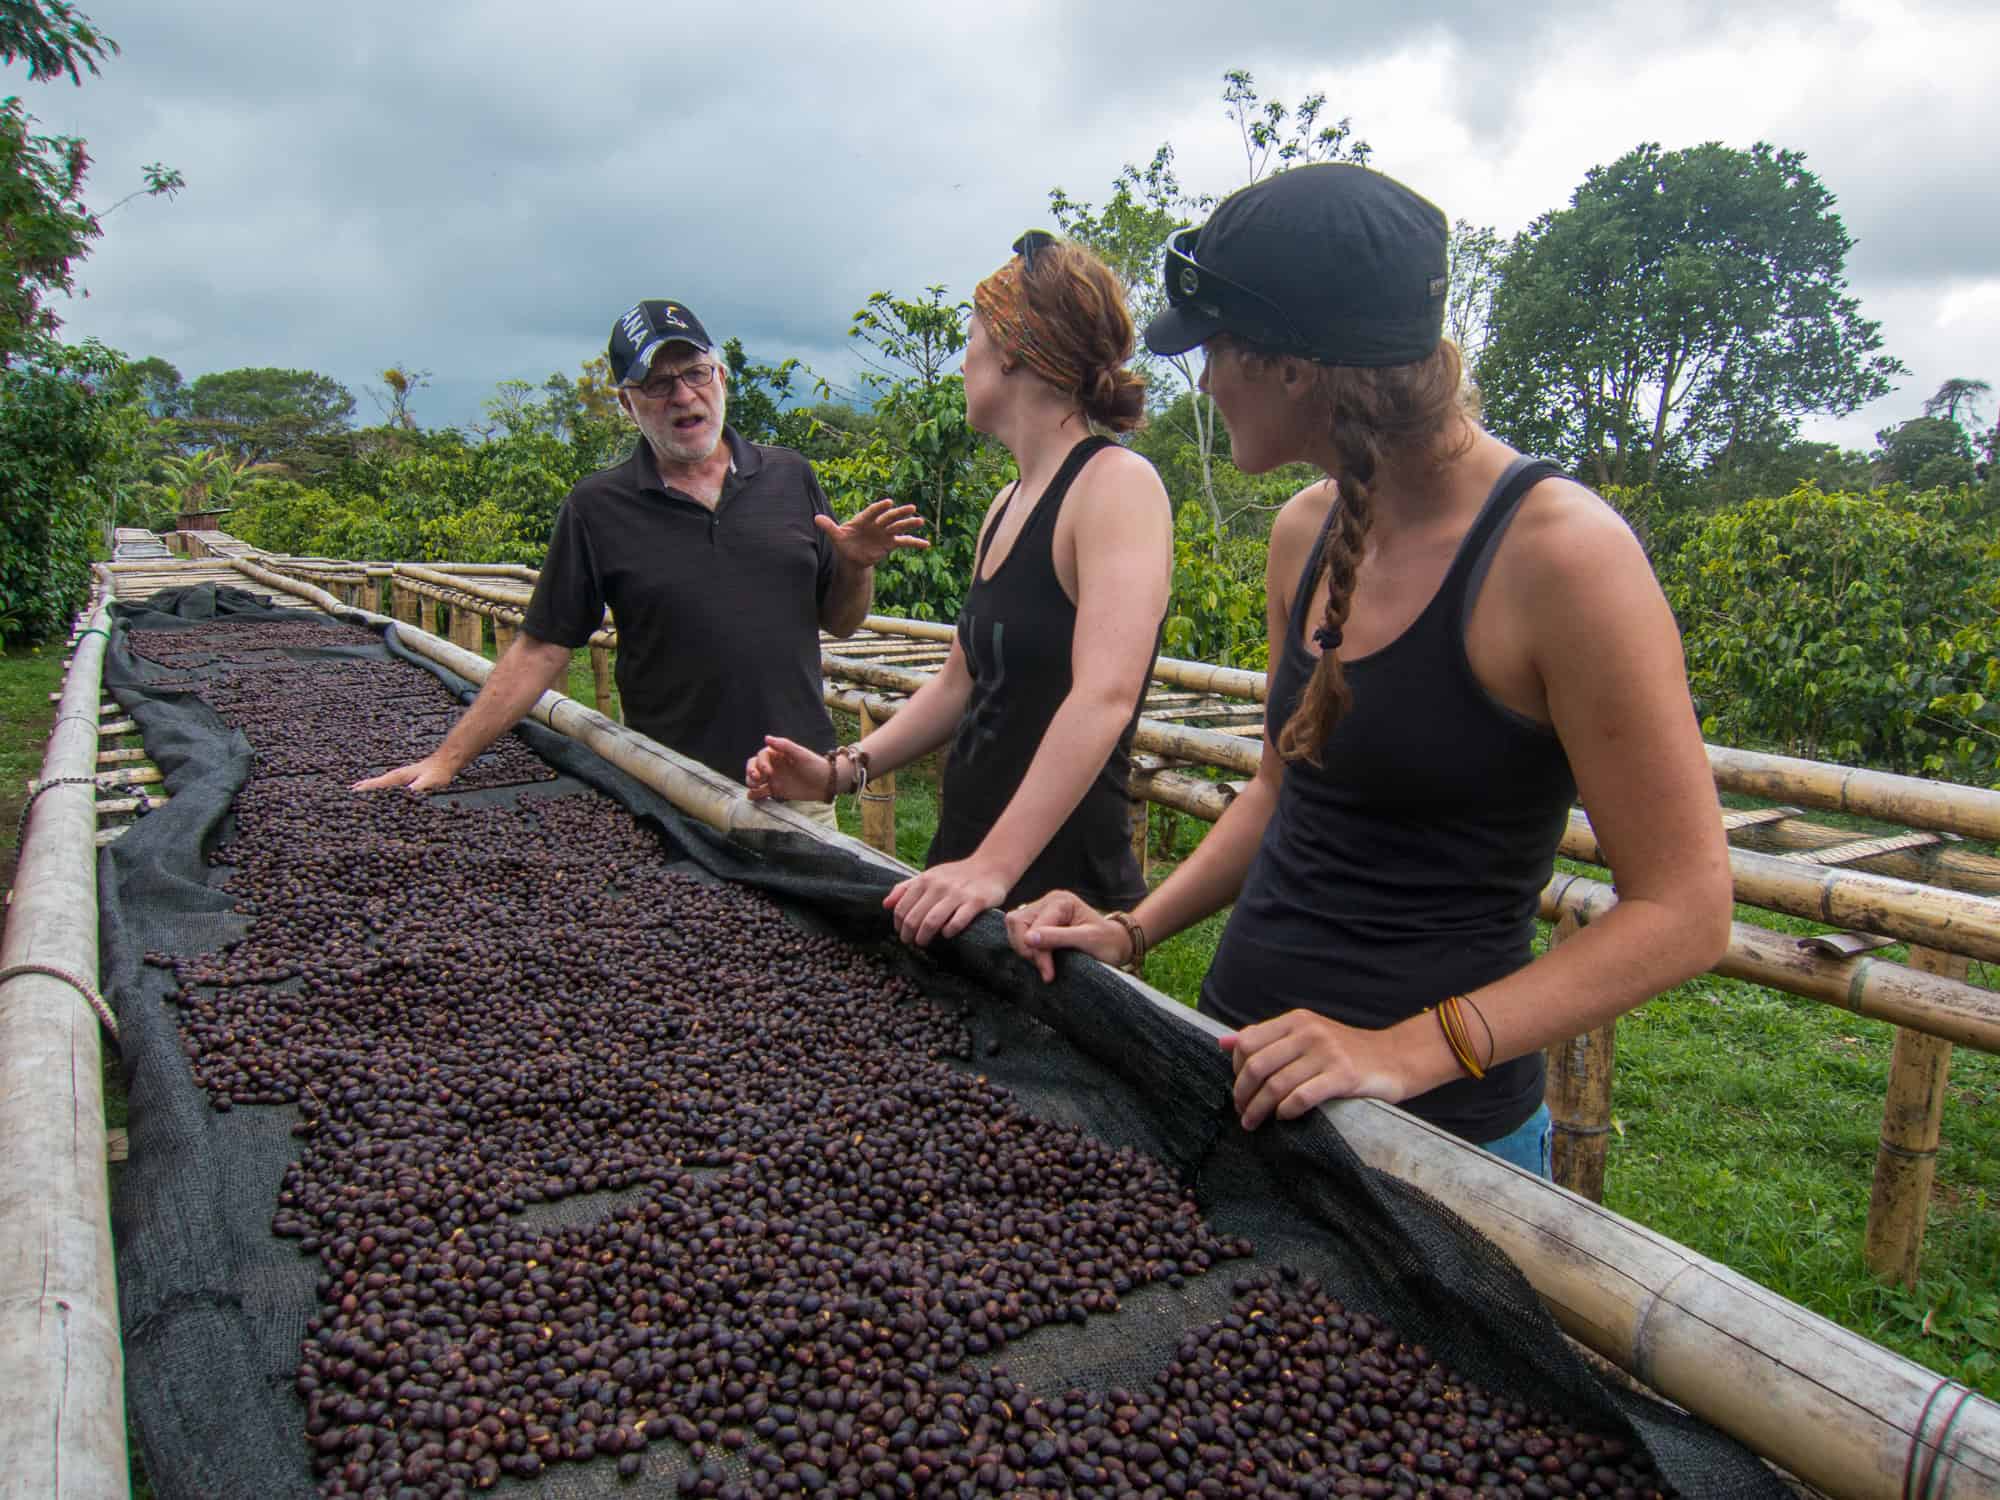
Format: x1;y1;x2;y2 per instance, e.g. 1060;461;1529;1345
174;567;2000;1500
1;577;127;1496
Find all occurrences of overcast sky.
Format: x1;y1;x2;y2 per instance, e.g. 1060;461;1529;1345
28;0;2000;453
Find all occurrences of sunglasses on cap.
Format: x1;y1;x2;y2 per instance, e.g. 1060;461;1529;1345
1162;226;1315;357
1013;229;1058;274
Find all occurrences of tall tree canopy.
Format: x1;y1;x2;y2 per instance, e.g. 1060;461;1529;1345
183;366;357;463
1479;141;1902;490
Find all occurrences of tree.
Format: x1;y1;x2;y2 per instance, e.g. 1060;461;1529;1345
1444;219;1502;373
2;2;180;362
1050;146;1226;525
0;339;118;643
1479;141;1903;490
1875;415;1976;492
1;0;116;84
1219;67;1370;185
1923;377;1991;430
182;366;356;462
722;335;814;447
121;353;186;418
1049;70;1371;535
153;446;283;512
370;363;431;429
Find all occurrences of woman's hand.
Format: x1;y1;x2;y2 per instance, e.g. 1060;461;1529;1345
884;859;1013;947
816;499;930;569
1219;1009;1408;1129
1003;890;1132;982
745;735;834;803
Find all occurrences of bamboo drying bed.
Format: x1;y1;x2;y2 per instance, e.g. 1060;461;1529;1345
147;541;2000;1283
108;558;1987;1500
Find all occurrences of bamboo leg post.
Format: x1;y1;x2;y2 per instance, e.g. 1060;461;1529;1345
1129;770;1150;883
591;645;616;720
1545;911;1617;1200
857;703;897;858
494;621;517;657
1865;944;1964;1287
448;604;484;655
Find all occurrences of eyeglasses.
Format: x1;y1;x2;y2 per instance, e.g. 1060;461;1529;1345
1013;229;1058;275
631;361;717;399
1162;226;1315;358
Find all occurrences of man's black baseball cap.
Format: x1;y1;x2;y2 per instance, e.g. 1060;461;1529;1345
607;299;715;386
1145;164;1448;368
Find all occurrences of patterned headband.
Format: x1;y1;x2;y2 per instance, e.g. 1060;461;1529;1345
973;260;1086;394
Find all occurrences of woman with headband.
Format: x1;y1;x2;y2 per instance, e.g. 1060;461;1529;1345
746;233;1174;948
1004;166;1731;1175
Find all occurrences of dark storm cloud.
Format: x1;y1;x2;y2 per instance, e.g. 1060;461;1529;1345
25;0;1994;436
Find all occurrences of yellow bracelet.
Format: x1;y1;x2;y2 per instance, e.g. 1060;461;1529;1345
1432;993;1490;1080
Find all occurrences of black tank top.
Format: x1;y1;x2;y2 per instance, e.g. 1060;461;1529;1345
929;437;1157;912
1200;457;1576;1143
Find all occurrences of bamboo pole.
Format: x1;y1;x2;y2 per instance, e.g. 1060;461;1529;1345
392;564;614;648
1706;744;2000;843
856;614;1270;702
1864;945;1964;1288
823;654;1262;775
1740;819;2000;900
1544;870;2000;1054
1544;912;1616;1201
1324;1094;2000;1500
1561;809;2000;963
0;582;128;1497
855;617;2000;838
1129;770;1149;883
222;564;2000;1500
589;646;616;719
493;621;517;656
857;702;897;858
447;604;484;655
392;580;422;628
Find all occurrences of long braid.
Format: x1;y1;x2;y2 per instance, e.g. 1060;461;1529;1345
1271;341;1468;765
1277;431;1378;765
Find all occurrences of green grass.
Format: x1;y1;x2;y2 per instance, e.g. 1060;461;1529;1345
0;641;67;897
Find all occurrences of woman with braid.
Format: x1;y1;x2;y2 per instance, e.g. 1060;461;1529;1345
746;233;1173;947
1004;166;1730;1175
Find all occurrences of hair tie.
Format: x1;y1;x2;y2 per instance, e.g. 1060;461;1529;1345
1313;625;1342;651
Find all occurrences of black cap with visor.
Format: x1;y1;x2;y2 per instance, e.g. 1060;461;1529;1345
1144;164;1449;368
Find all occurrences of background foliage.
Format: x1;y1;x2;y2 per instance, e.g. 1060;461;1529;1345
4;51;1997;790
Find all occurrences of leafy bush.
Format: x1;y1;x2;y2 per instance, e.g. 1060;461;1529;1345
0;341;119;645
1164;502;1268;669
1660;483;2000;784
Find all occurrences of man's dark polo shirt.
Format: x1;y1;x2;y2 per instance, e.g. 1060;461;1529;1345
522;428;839;779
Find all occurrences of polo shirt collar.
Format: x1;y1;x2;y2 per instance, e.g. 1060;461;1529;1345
628;425;762;499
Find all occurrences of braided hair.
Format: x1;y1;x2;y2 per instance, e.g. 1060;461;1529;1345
1246;338;1471;766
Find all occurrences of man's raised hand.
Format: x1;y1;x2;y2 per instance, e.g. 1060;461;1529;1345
816;499;929;569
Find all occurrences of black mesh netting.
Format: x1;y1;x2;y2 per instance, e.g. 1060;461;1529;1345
99;585;1785;1500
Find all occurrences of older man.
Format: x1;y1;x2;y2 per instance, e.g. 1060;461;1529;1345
355;298;924;823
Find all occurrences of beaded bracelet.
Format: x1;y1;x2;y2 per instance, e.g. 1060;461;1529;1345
821;745;872;801
1104;911;1148;977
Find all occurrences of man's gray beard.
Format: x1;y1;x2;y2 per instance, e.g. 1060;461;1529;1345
635;390;727;464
